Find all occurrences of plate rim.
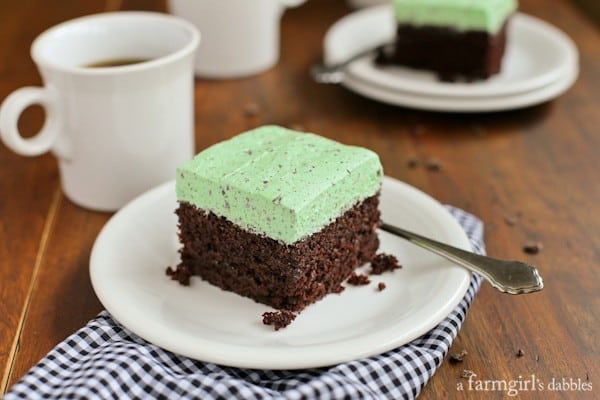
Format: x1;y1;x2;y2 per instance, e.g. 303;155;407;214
90;176;472;369
342;61;578;112
324;6;579;98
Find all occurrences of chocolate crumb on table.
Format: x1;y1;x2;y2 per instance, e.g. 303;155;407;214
449;350;468;364
406;159;419;169
424;157;443;171
377;282;386;291
370;253;402;275
243;102;260;117
523;241;543;254
262;310;296;331
347;272;371;286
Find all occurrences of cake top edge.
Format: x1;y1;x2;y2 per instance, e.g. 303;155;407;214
176;125;382;200
394;0;518;34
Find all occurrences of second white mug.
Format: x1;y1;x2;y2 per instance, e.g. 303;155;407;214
169;0;306;79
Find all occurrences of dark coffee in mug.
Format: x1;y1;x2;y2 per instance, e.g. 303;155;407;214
84;58;151;68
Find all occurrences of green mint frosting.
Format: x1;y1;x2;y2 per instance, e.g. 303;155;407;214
176;125;383;244
394;0;517;34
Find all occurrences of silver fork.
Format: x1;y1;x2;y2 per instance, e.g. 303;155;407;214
381;222;544;295
310;46;384;84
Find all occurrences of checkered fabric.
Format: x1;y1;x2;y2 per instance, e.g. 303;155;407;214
5;206;484;400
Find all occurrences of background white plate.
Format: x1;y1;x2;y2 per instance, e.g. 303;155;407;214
324;6;578;98
343;61;578;112
90;176;471;369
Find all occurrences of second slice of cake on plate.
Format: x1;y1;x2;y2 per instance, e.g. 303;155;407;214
378;0;518;81
170;125;383;311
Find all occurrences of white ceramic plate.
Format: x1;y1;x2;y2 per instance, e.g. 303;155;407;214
343;61;578;112
324;6;578;99
90;176;472;369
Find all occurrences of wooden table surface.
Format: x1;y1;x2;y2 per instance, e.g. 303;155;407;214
1;0;598;398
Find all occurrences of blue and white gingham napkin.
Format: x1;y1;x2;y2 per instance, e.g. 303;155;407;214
5;206;484;400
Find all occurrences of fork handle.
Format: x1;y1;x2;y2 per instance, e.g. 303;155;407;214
380;222;544;295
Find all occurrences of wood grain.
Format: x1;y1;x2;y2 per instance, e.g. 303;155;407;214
1;0;598;398
0;1;100;391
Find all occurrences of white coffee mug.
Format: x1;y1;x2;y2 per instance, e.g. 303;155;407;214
168;0;306;78
0;12;200;211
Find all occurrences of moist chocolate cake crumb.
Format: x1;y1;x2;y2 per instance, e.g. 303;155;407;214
332;284;346;294
262;310;296;331
377;282;386;291
449;350;468;364
523;241;543;254
370;253;402;275
166;264;192;286
347;273;371;286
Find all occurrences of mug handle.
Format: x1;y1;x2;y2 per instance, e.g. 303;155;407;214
0;86;66;157
279;0;307;8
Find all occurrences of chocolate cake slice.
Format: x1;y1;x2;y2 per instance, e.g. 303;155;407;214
170;125;383;311
378;0;517;81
